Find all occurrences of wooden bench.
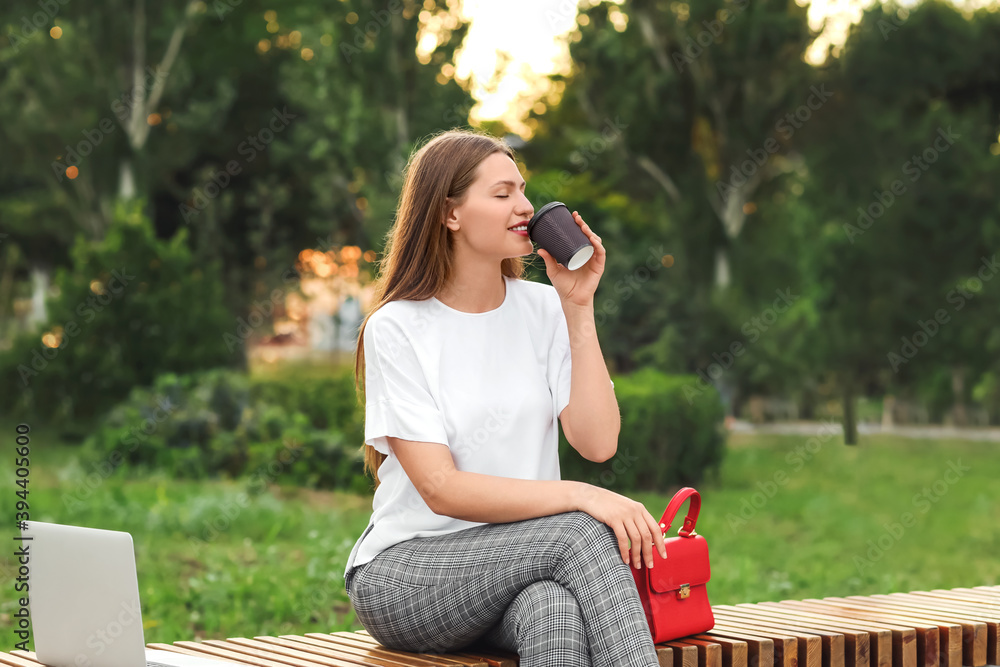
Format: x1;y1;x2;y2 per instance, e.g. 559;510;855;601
2;585;997;667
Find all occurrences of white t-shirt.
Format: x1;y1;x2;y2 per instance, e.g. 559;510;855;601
343;274;613;582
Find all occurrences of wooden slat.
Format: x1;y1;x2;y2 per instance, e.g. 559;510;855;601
885;593;999;665
672;638;724;667
754;602;898;667
698;626;776;667
0;653;42;667
319;633;486;666
5;586;999;667
663;641;700;667
735;602;880;667
727;603;866;667
850;595;994;667
965;587;1000;599
949;590;1000;606
691;633;749;667
445;650;516;667
269;634;460;666
715;606;839;667
712;618;801;667
146;642;256;663
906;591;1000;611
222;636;392;666
819;597;967;667
170;640;296;667
831;596;980;667
655;645;675;667
762;600;921;667
266;635;467;667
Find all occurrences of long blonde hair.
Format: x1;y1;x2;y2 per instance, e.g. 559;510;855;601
354;128;529;491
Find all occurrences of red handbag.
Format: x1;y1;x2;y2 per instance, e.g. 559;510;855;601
629;487;715;644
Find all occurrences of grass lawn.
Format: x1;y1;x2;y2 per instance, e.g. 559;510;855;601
1;421;997;650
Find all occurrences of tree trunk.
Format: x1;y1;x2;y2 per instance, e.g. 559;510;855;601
842;379;858;445
950;365;967;426
118;0;197;199
27;263;51;332
881;394;896;428
715;246;731;289
0;241;19;341
798;378;817;420
729;385;743;420
119;157;137;200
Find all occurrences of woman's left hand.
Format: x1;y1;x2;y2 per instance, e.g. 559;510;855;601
536;210;606;308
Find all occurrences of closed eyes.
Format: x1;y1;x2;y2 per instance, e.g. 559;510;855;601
496;195;509;198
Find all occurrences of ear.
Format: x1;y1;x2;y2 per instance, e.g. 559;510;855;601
443;196;460;231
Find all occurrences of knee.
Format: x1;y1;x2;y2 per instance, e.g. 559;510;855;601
510;580;585;636
561;510;618;555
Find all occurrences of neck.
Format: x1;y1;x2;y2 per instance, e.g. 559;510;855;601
436;262;506;313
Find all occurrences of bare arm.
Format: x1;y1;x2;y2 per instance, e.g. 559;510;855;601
388;437;585;524
435;470;585;524
559;300;620;463
388;437;667;567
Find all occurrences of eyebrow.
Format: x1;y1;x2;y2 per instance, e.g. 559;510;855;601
491;179;526;188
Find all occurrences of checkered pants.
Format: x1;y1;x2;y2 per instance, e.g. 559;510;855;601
345;510;660;666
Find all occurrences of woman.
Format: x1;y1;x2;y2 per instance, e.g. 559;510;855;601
343;127;667;666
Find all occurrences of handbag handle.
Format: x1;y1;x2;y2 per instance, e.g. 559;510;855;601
658;487;701;538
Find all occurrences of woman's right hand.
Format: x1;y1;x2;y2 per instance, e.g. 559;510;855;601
572;482;668;570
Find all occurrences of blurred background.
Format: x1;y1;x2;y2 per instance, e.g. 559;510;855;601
1;0;998;649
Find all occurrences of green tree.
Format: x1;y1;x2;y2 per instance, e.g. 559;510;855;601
791;1;1000;441
0;199;234;432
521;0;819;416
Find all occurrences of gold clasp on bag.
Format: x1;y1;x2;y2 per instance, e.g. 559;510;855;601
677;584;691;600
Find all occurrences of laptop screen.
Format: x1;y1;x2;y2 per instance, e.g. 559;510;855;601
21;521;149;667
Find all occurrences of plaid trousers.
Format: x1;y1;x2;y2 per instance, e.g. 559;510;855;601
345;510;660;666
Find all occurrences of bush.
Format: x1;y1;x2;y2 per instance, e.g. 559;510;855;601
248;365;362;440
79;367;370;493
81;363;724;496
559;367;727;493
0;199;236;432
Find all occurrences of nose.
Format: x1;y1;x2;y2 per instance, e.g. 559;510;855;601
517;198;533;219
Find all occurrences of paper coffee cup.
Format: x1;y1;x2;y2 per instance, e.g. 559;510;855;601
528;202;595;270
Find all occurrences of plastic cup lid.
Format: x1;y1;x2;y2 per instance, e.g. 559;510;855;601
528;201;567;235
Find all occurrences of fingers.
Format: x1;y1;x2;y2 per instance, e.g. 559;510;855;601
628;509;669;570
572;211;592;236
644;512;668;560
573;210;604;255
631;516;653;569
614;524;631;566
609;499;665;570
619;511;654;570
615;521;647;569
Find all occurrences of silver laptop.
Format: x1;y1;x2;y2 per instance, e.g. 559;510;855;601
20;521;247;667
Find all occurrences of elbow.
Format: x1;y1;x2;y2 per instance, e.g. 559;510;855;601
424;472;458;516
575;426;620;463
591;426;620;463
588;441;618;463
426;493;448;517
